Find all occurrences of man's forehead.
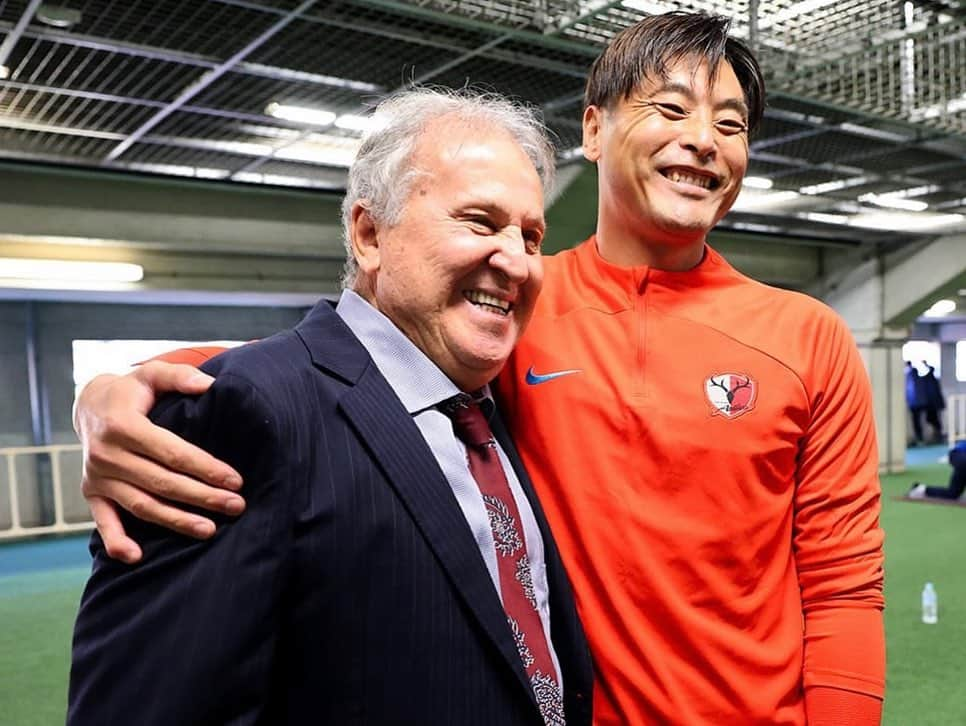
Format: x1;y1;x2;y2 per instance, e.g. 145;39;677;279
412;122;539;183
632;57;746;103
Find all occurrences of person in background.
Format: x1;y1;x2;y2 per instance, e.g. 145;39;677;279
906;360;926;446
921;362;946;443
72;12;885;725
67;88;592;726
909;439;966;501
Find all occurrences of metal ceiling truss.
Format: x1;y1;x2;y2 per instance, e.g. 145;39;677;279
0;0;963;242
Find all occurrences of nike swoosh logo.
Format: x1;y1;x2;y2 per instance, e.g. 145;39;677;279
525;366;582;385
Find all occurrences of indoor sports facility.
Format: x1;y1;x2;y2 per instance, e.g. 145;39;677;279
0;1;964;724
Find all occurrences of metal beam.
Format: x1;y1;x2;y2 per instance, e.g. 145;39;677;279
104;0;320;162
0;0;45;68
351;0;600;56
0;21;382;91
409;34;511;85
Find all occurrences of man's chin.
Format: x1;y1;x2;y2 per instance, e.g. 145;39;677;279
449;349;514;388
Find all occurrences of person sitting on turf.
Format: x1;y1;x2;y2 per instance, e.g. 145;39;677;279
909;439;966;501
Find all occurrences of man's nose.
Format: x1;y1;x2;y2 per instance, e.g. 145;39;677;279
489;230;529;283
679;112;716;159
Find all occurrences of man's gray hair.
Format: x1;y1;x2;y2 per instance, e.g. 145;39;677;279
340;87;556;287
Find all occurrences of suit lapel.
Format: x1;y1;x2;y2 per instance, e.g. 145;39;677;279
337;361;540;712
296;300;549;714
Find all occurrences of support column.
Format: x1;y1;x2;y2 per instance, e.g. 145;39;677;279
824;256;908;473
25;301;54;523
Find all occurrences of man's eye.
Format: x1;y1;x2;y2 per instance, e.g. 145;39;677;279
715;118;748;135
468;217;497;232
656;103;687;118
523;230;543;254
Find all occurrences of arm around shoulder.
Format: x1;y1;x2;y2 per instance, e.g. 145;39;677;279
75;359;245;562
68;372;294;726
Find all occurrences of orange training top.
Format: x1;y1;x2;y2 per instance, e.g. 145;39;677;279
495;238;885;725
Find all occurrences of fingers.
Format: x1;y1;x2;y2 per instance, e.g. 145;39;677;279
97;411;243;492
134;360;214;396
75;360;245;554
78;364;243;493
85;441;245;515
89;495;143;564
91;479;220;541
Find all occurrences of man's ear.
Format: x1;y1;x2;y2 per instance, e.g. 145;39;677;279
582;105;603;162
349;201;380;276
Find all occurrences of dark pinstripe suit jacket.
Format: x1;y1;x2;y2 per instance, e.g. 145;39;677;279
68;300;593;726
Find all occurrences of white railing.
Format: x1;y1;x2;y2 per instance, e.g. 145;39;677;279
0;443;93;540
950;394;966;449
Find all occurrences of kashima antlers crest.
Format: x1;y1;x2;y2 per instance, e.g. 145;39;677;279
705;373;757;419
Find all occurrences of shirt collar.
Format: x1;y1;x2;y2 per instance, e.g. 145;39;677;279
335;289;494;415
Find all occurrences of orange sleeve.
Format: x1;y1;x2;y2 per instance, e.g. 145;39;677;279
805;684;882;725
148;346;231;367
803;606;885;706
795;311;885;699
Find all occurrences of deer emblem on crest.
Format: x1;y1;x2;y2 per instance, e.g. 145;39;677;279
705;373;757;419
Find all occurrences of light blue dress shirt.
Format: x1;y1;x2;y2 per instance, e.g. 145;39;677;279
336;289;561;682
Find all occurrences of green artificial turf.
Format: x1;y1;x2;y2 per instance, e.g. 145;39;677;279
0;567;87;726
0;466;963;724
880;464;966;726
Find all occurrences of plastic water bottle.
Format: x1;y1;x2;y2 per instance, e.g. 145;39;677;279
921;582;938;624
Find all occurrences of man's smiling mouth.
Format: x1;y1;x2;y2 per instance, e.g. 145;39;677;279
464;290;512;316
661;167;719;190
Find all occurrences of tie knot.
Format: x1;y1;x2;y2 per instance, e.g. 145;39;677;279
440;396;494;449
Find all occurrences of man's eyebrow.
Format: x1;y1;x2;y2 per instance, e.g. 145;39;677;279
457;202;544;226
456;201;506;218
652;81;749;118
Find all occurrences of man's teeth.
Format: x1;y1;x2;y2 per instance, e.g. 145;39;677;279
667;170;712;189
465;291;511;315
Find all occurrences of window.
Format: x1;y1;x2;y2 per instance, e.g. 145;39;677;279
902;340;941;377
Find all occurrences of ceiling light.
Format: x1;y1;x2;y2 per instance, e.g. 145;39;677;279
236;123;301;140
923;299;957;317
800;212;850;225
274;134;362;167
731;222;781;233
0;65;8;80
266;102;336;126
886;185;940;198
766;109;826;125
858;193;928;212
0;258;143;283
334;114;387;133
233;172;327;188
847;212;964;231
742;176;773;190
799;177;869;195
731;189;801;212
36;4;83;28
125;162;230;179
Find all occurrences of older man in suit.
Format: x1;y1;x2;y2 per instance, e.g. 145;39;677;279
67;88;592;726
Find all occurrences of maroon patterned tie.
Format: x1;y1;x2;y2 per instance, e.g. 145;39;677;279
442;395;565;726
